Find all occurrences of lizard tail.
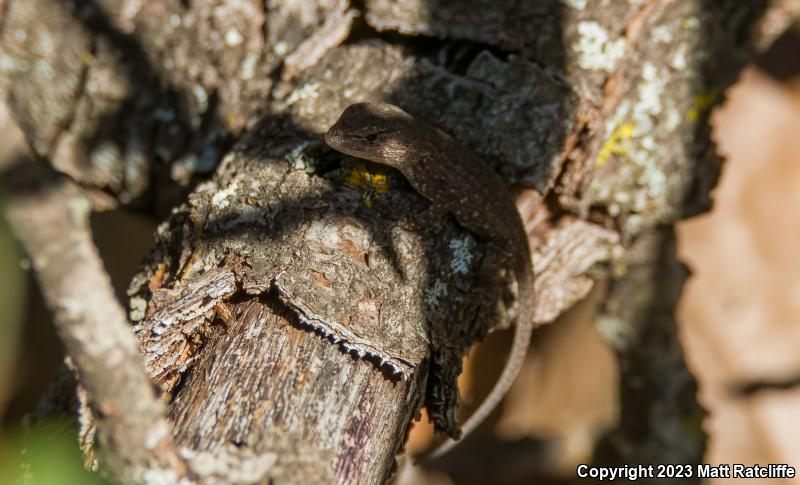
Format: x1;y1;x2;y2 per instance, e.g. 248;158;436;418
426;304;535;461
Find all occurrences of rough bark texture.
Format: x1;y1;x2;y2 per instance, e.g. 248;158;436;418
2;0;798;483
2;161;187;483
120;115;532;480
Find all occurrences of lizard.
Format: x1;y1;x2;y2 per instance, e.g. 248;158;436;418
325;102;536;458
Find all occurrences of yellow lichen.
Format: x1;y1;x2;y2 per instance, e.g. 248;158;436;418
345;163;389;206
687;91;717;121
597;122;635;167
682;17;700;29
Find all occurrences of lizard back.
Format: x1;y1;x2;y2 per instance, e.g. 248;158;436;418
325;102;530;272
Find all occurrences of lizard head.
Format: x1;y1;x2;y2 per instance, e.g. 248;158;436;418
325;103;421;165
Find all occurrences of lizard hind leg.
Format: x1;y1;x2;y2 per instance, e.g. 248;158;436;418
402;204;448;233
474;246;518;331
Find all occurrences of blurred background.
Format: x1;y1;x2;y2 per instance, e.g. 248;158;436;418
1;22;799;485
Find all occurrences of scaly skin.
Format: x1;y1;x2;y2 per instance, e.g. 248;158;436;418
325;102;536;458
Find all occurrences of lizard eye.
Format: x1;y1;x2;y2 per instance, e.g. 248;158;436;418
366;133;378;142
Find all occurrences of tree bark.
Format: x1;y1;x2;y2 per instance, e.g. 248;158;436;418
2;161;187;482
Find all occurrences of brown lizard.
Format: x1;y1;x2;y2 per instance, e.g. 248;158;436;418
325;102;536;458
